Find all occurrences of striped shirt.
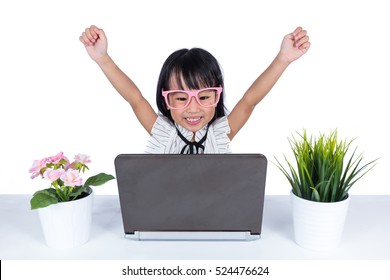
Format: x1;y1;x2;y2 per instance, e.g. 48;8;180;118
145;115;232;154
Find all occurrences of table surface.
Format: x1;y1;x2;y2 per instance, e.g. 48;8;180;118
1;194;389;260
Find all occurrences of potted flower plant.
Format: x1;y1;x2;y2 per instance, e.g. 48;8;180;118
274;130;378;251
29;152;115;250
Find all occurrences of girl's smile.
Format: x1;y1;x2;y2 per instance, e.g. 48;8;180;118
185;117;202;125
172;100;215;133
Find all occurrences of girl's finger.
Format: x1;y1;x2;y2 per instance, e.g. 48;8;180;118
294;35;309;48
79;36;87;45
89;25;100;39
292;26;302;37
81;32;94;46
299;41;311;52
294;30;307;41
84;28;95;42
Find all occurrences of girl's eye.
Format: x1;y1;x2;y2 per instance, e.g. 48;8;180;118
199;96;210;101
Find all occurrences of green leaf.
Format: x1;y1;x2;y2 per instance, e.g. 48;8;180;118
67;173;115;201
310;187;321;202
31;191;59;210
70;186;87;200
84;173;115;188
84;173;115;189
33;188;56;197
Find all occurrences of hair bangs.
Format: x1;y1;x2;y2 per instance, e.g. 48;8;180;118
169;49;220;90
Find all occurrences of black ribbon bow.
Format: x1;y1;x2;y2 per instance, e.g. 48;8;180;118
176;126;208;154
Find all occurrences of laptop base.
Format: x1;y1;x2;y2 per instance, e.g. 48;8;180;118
125;231;260;241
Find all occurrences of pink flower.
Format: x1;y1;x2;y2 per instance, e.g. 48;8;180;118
48;152;69;164
29;158;48;179
43;168;65;182
64;161;76;171
60;169;83;187
74;154;91;164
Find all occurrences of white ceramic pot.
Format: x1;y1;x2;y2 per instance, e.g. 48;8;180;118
37;187;93;250
291;190;350;251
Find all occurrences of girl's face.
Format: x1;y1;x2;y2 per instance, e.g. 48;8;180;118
167;79;217;134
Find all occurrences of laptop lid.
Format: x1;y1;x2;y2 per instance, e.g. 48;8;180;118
114;154;267;240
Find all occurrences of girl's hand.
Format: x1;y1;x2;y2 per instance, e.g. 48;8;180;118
79;25;108;63
279;26;311;64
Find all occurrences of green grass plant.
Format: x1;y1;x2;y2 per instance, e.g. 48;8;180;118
275;130;378;202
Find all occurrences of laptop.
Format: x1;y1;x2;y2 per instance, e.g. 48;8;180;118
114;154;267;241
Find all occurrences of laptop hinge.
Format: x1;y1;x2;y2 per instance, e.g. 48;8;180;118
125;231;260;241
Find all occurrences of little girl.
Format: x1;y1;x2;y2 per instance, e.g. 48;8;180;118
80;25;310;154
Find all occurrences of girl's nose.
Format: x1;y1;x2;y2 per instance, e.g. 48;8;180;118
186;97;200;112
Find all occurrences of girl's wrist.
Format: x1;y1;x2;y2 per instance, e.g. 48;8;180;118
95;54;112;66
274;52;292;68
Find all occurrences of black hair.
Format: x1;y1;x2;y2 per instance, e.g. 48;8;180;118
156;48;227;124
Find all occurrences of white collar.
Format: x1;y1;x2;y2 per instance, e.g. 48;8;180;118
175;123;208;142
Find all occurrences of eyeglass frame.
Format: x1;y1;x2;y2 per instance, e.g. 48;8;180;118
161;86;222;110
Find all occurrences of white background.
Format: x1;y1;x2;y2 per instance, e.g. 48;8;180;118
1;0;389;196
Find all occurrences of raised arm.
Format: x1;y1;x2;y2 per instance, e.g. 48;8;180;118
227;27;310;140
79;25;157;134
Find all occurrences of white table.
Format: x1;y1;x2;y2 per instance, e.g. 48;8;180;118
1;194;389;260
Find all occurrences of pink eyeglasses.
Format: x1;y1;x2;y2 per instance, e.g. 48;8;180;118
162;87;222;110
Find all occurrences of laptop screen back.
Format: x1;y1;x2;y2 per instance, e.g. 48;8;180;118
114;154;267;237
